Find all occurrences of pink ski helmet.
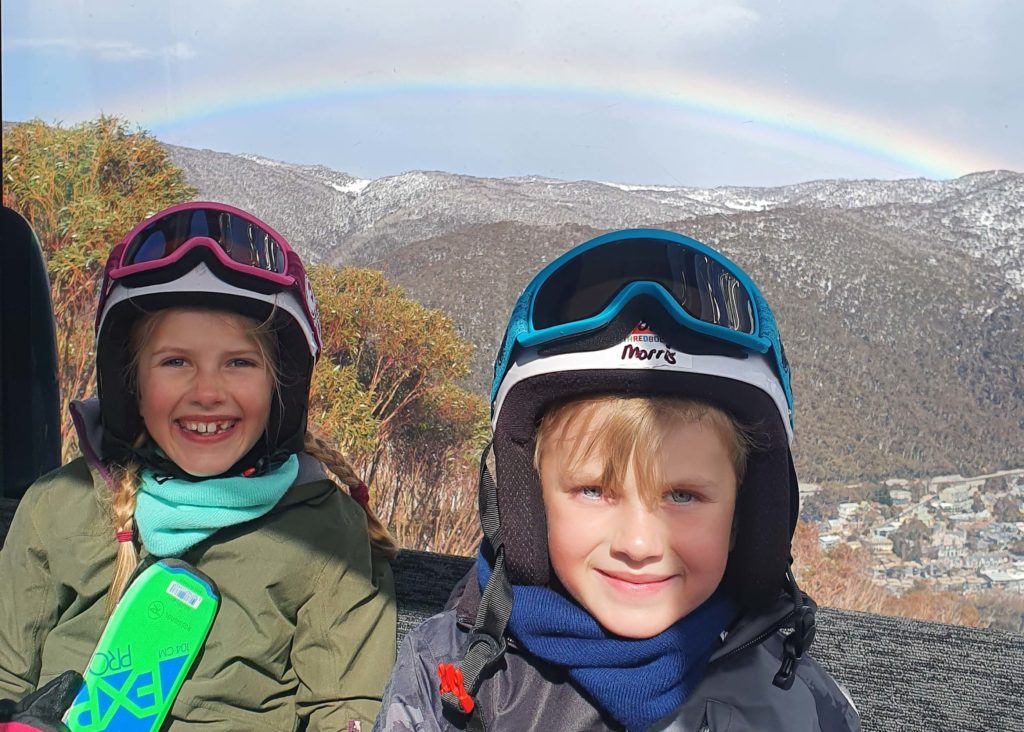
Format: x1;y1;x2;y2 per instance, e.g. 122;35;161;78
95;202;322;478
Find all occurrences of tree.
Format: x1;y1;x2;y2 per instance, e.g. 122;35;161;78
307;266;488;551
871;485;893;506
3;117;197;458
890;518;930;562
308;265;488;477
993;495;1023;523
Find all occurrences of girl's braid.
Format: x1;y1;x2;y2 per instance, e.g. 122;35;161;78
105;462;141;615
303;430;398;559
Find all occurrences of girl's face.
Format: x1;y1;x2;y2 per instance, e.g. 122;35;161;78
136;309;273;477
539;403;738;639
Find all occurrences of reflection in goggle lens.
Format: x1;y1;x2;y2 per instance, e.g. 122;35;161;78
125;209;286;274
533;238;756;335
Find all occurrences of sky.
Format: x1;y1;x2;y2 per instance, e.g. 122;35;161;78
2;0;1022;187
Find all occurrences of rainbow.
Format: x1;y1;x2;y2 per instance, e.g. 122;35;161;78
98;61;1002;180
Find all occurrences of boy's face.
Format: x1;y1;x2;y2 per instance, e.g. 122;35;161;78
539;406;738;639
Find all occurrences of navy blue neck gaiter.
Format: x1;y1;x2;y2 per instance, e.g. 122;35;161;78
477;553;735;731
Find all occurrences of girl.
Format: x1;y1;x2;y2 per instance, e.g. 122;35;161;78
0;202;397;730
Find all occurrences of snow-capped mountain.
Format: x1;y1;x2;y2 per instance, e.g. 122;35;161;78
164;143;1022;481
165;145;1023;294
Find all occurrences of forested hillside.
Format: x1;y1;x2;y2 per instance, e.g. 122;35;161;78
164;142;1023;482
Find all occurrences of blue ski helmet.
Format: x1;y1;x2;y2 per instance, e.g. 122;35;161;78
487;229;799;609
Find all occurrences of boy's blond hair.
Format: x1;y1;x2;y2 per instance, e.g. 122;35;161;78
534;395;758;508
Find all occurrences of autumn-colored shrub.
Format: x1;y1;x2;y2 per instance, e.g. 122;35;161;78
3;117;197;458
4;117;488;555
306;265;489;550
308;265;488;480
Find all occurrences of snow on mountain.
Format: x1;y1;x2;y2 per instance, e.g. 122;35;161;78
164;143;1022;294
159;141;1021;481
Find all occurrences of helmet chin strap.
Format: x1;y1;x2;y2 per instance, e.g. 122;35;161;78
113;431;290;482
439;444;512;729
771;564;817;690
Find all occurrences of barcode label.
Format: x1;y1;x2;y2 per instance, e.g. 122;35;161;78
166;581;202;609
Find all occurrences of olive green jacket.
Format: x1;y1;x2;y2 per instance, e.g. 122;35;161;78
0;403;396;731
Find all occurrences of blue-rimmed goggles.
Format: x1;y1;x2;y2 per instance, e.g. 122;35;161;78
492;229;793;421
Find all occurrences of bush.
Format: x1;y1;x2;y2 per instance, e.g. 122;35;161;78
308;265;488;472
4;118;489;554
3;117;197;459
307;265;488;551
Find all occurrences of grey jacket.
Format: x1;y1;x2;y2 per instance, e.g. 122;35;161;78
375;575;860;732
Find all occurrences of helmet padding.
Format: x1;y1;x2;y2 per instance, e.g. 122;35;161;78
95;260;315;479
492;367;796;610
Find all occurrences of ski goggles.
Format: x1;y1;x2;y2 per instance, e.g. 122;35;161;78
105;202;296;287
492;228;793;418
97;202;322;353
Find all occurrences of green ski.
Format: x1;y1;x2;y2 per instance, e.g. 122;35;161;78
63;559;220;731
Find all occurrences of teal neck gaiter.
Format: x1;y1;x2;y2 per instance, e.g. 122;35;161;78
135;454;299;557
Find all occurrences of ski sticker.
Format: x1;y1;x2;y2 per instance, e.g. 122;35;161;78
64;559;220;731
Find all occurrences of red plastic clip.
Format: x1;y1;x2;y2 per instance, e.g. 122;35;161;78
242;467;257;477
350;481;370;508
437;662;475;713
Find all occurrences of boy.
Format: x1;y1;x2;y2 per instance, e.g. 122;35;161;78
376;229;860;731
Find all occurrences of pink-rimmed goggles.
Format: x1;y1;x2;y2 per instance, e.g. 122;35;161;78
98;202;322;355
107;201;296;285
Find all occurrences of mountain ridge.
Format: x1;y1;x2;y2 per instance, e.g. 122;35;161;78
162;143;1023;291
158;142;1023;482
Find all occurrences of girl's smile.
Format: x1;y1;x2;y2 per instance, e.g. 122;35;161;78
175;416;240;441
136;309;273;477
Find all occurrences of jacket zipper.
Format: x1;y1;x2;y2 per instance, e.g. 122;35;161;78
711;608;795;665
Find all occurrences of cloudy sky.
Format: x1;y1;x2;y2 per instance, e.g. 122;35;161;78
3;0;1021;186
